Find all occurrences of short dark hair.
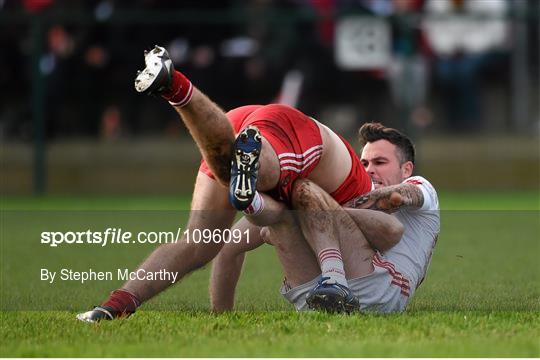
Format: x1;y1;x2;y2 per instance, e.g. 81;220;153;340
358;122;415;164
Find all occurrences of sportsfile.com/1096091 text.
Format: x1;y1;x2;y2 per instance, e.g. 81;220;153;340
40;228;250;247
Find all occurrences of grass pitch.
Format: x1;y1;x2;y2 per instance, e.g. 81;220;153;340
1;191;539;357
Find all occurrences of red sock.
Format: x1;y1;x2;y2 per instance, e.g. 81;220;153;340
161;70;193;107
102;289;141;314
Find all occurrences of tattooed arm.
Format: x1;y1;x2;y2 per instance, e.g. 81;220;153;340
346;183;424;212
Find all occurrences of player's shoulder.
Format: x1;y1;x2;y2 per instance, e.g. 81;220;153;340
403;176;435;189
402;175;439;211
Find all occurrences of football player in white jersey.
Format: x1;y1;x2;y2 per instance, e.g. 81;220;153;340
211;122;440;313
340;122;440;311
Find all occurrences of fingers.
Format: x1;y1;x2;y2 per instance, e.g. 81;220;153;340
389;192;403;207
375;192;403;212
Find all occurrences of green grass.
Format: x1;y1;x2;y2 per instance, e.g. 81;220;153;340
1;311;538;357
2;190;539;210
1;192;539;357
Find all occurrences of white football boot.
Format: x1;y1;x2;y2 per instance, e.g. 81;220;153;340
134;45;174;95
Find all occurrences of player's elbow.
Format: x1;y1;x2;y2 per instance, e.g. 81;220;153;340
383;220;404;251
389;221;404;243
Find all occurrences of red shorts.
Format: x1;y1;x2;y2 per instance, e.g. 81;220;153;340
329;135;373;204
199;104;371;205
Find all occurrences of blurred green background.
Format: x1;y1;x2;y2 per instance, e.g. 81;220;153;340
1;3;539;357
1;0;539;196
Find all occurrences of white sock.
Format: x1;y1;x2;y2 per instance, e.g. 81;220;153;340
318;248;348;286
243;191;264;216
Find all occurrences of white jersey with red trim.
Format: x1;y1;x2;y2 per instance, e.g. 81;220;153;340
281;176;439;313
382;175;440;295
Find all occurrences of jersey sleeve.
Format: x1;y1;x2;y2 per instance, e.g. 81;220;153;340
403;176;439;211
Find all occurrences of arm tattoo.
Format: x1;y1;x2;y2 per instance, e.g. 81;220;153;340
347;183;424;211
392;183;424;209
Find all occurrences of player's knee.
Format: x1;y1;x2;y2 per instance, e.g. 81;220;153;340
181;239;224;268
259;217;296;248
382;220;404;251
389;221;404;244
259;226;287;247
292;178;334;212
260;227;272;245
214;243;243;266
291;178;316;209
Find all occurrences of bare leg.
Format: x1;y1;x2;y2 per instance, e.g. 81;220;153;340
209;213;321;312
232;183;400;280
210;192;292;311
171;90;281;191
292;179;375;279
256;193;376;284
171;89;235;185
244;186;402;254
210;191;398;311
292;180;340;250
123;172;236;302
210;218;265;312
210;193;320;311
249;185;400;278
247;193;321;286
261;216;321;287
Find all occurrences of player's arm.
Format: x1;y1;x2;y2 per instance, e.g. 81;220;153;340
210;218;265;312
211;191;292;311
346;183;424;213
344;208;404;252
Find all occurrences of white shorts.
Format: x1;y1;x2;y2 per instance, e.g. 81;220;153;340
280;253;412;313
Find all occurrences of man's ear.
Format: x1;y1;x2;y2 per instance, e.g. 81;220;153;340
401;161;414;178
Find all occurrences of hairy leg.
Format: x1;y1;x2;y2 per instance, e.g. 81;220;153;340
249;192;321;286
210;217;265;312
210;191;293;311
261;215;321;288
172;90;280;191
210;190;396;312
210;192;321;311
172;89;235;185
292;179;375;279
240;184;393;281
122;172;236;302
